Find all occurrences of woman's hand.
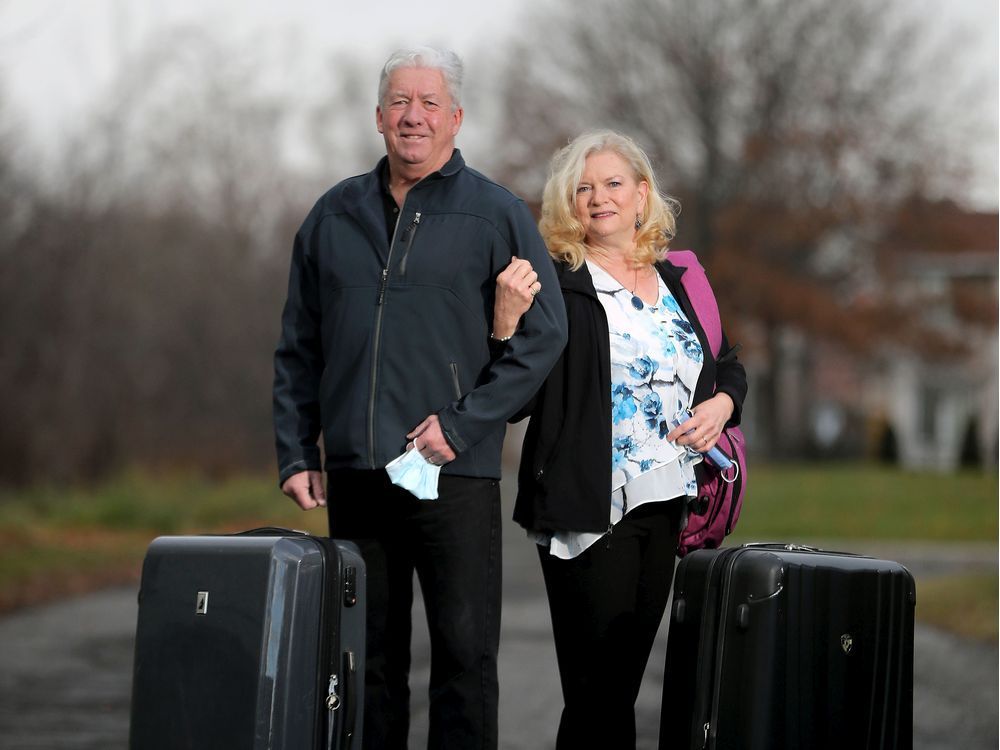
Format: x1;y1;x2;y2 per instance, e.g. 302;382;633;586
493;256;541;340
666;392;735;453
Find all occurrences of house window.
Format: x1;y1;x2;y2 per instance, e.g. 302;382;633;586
918;385;941;440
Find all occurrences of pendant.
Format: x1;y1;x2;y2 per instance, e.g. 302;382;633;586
631;295;644;310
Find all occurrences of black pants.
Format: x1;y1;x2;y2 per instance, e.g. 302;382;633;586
538;500;683;750
327;469;501;750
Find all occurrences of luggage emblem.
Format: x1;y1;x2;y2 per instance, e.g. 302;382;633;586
840;633;854;654
196;591;209;615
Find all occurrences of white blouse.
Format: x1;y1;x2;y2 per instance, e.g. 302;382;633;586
541;260;704;559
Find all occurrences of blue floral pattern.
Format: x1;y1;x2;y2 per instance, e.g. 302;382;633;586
589;261;704;494
539;261;708;561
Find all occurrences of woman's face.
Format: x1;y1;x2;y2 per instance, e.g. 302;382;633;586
574;150;648;249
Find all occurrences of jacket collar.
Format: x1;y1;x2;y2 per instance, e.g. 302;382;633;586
344;148;466;212
556;260;597;297
658;254;688;290
375;148;465;190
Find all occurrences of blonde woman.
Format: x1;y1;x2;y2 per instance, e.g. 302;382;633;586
497;130;747;748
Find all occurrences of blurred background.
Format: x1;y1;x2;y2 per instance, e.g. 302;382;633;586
0;1;995;747
0;0;995;487
0;0;997;613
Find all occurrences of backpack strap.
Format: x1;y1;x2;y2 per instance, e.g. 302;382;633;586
667;249;722;358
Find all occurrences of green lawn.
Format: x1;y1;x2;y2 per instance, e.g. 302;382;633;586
0;465;996;639
917;573;997;641
729;464;997;542
0;472;327;610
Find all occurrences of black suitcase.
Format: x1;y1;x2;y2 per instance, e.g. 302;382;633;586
660;543;915;750
129;528;365;750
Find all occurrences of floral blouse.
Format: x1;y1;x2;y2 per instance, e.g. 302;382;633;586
543;260;704;559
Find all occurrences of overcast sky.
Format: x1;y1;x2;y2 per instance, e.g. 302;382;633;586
0;0;526;127
0;0;996;207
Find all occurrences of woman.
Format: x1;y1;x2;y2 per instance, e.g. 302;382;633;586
495;130;747;748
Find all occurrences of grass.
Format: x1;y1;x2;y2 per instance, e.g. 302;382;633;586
916;573;998;642
0;472;328;534
0;471;328;610
729;464;998;542
0;464;996;640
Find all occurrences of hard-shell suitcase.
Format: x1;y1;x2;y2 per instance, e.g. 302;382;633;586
659;543;915;750
129;528;365;750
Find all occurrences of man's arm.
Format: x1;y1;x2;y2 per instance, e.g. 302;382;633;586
435;199;568;454
273;219;325;493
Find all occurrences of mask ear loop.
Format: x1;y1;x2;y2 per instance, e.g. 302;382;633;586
721;462;739;484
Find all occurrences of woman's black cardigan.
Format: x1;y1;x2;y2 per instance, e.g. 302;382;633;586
512;257;748;534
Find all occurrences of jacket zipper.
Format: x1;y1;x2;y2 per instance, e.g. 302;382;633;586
368;208;406;466
449;362;462;400
398;212;421;275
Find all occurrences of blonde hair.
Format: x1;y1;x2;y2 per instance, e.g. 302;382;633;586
539;130;680;270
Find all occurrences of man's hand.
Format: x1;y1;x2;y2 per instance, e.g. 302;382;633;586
406;414;457;466
493;256;540;340
281;470;327;510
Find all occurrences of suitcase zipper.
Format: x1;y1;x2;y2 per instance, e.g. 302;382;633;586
326;674;341;711
695;547;746;749
316;537;346;750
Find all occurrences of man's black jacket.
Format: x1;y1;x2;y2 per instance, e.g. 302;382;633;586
273;150;567;485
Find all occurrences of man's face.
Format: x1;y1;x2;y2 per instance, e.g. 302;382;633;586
376;66;463;179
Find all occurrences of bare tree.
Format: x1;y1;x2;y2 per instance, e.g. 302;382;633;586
0;27;350;486
491;0;988;457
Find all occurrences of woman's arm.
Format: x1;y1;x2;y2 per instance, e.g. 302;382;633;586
492;256;540;339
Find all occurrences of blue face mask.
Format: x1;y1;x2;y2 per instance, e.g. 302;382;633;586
385;448;442;500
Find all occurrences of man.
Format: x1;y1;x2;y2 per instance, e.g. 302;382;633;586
273;46;567;749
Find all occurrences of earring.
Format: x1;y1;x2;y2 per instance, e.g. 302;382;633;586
635;215;643;230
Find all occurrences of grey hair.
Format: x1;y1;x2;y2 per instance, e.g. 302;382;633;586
378;46;464;110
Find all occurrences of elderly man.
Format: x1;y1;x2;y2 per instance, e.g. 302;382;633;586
273;46;566;749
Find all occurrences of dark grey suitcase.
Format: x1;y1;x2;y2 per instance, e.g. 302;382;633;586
129;528;365;750
660;543;915;750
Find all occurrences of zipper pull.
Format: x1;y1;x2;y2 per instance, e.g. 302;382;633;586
400;212;421;242
399;212;422;275
326;673;341;711
702;721;710;748
377;268;389;305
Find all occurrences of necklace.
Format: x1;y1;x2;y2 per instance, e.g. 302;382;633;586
627;266;644;310
591;256;647;310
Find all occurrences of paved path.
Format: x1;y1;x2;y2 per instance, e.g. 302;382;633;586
0;508;995;749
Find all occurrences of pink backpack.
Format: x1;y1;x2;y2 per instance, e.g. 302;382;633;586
668;250;747;557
